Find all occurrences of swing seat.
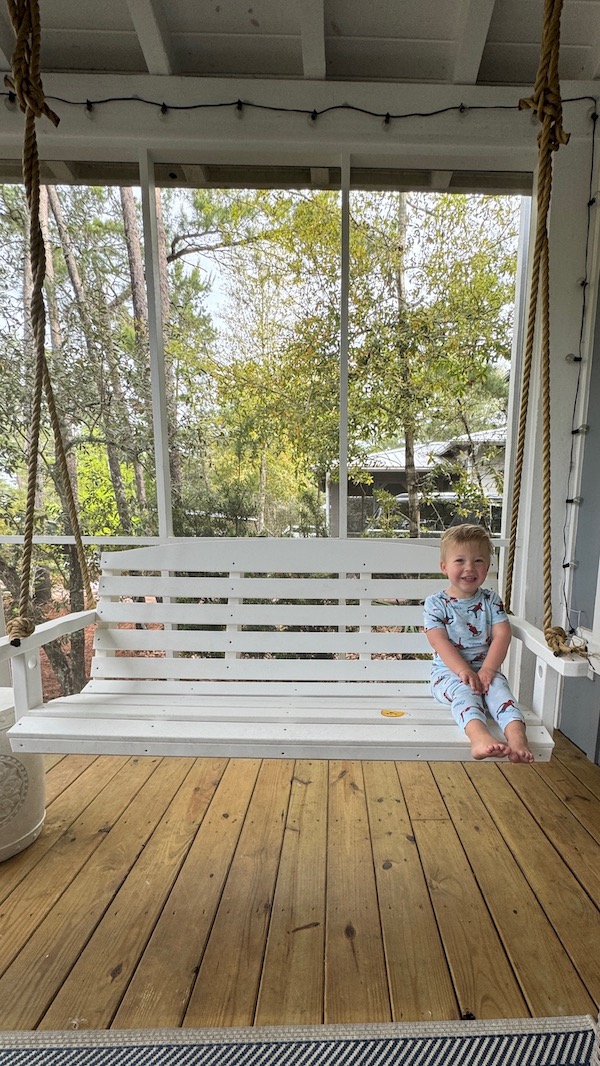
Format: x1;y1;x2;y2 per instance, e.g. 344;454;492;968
0;539;589;761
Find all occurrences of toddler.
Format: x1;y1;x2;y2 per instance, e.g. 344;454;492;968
423;523;533;762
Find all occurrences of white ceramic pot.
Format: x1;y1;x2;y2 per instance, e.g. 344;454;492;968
0;691;46;862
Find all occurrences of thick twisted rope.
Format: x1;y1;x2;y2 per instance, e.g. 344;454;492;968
5;0;93;645
504;0;578;657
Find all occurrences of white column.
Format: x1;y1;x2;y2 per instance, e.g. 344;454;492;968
338;153;350;538
139;150;173;538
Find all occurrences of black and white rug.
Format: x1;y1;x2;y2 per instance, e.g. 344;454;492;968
0;1018;598;1066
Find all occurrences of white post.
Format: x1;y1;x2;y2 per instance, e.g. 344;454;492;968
339;153;350;539
139;150;174;539
0;596;11;688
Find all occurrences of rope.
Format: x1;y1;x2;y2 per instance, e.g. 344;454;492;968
504;0;583;658
5;0;94;646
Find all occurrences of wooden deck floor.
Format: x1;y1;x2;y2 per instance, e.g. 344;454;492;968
0;732;598;1032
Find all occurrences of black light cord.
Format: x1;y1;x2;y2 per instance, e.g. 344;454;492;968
1;90;596;122
560;103;598;632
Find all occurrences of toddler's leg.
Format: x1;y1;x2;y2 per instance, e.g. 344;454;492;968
431;672;509;760
485;674;534;763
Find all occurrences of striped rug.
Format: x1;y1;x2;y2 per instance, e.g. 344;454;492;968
0;1017;598;1066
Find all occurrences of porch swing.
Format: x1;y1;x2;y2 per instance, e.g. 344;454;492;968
0;0;590;761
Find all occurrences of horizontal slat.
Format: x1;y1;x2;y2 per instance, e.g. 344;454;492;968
94;605;426;626
7;715;553;761
100;537;447;575
94;629;430;654
91;656;433;681
83;679;433;697
37;692;550;727
97;575;445;600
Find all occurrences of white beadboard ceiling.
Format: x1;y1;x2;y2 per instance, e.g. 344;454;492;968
0;0;598;86
0;1;595;189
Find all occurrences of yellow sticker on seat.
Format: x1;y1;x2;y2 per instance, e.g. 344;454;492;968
380;709;407;717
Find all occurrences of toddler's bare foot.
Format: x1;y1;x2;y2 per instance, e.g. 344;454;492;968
465;721;509;761
507;747;534;764
504;721;535;764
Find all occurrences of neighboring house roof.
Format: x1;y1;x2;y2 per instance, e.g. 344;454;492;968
363;442;448;472
364;430;506;472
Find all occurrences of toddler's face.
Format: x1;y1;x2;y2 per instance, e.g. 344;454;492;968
440;542;490;598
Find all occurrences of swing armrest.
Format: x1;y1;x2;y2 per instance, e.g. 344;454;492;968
510;615;590;676
0;609;98;663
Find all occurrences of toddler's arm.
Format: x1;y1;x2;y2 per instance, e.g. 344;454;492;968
478;619;512;692
425;626;484;694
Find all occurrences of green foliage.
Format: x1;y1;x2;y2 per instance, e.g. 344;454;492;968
0;183;520;552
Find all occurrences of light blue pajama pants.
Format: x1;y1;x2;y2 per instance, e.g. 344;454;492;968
430;668;525;731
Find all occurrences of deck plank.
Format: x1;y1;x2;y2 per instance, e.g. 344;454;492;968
0;755;127;906
43;754;100;804
37;758;228;1031
362;760;458;1021
402;764;530;1020
500;763;600;901
0;758;191;1029
325;762;391;1023
468;762;600;1010
431;762;596;1017
112;758;262;1029
255;760;328;1026
0;732;597;1031
552;733;600;799
533;760;600;844
182;759;294;1028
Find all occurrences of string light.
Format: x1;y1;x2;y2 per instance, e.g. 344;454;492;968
0;90;593;125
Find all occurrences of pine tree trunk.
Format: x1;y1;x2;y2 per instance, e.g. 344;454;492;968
47;185;133;533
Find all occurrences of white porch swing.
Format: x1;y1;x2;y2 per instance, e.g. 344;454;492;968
0;0;590;762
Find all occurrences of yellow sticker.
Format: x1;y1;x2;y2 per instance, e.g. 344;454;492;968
380;709;407;717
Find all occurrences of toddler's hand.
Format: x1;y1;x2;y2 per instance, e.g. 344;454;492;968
477;667;497;693
458;667;483;694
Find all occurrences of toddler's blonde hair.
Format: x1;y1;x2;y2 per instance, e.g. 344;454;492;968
440;523;493;562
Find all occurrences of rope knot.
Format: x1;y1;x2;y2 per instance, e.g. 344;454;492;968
5;0;60;127
544;625;570;656
7;615;36;647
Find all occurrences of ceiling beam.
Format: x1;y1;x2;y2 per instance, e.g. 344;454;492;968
181;164;212;185
126;0;174;76
311;167;330;185
43;160;79;183
298;0;326;80
453;0;497;85
0;8;14;71
430;171;453;190
587;21;600;79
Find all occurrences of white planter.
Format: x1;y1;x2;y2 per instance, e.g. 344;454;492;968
0;691;46;862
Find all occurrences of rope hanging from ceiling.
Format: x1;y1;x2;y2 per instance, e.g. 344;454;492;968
504;0;584;659
4;0;93;644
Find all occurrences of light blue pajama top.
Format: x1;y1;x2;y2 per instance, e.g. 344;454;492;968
423;587;508;671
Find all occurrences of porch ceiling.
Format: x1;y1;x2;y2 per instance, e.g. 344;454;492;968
0;1;598;86
1;2;593;189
